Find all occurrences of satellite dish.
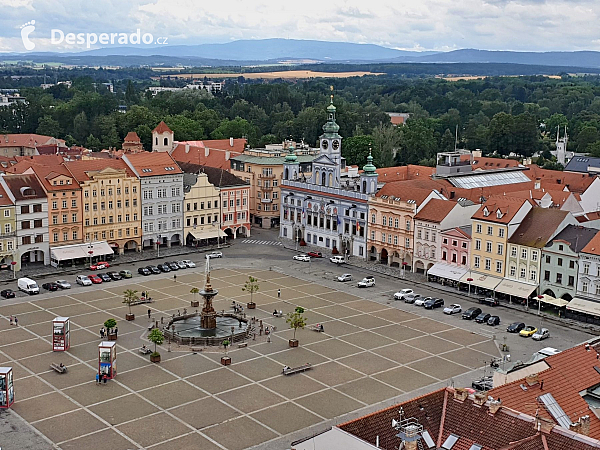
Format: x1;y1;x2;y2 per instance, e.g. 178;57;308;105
392;419;399;428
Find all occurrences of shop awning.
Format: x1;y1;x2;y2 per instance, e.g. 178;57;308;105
51;241;115;261
495;279;538;298
567;298;600;316
188;227;228;240
459;272;502;291
538;294;569;308
427;263;468;282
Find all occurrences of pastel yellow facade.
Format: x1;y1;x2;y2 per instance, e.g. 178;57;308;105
470;219;508;277
0;204;16;264
183;173;220;242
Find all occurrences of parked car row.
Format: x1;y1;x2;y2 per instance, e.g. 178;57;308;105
137;260;196;276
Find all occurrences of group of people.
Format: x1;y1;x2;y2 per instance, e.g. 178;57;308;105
8;316;17;326
99;327;118;339
231;301;244;314
95;373;109;384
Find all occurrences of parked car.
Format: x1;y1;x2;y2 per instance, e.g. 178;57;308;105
358;277;375;288
507;322;525;333
107;272;122;281
307;251;322;258
337;273;352;282
462;307;482;320
55;280;71;289
207;251;223;259
119;270;132;279
176;261;187;269
394;288;414;300
97;273;112;282
520;325;538;337
76;275;92;286
293;254;310;262
146;265;161;275
157;264;171;273
487;315;501;326
88;274;102;284
472;376;493;391
404;294;422;304
42;282;59;291
18;277;39;295
479;297;499;307
532;328;550;341
1;289;15;298
330;255;345;264
90;261;110;270
167;261;180;271
138;267;151;276
181;260;196;268
414;296;431;307
424;298;445;309
475;312;492;323
443;304;462;315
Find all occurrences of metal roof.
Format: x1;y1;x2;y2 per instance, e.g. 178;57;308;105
539;392;572;429
448;170;531;189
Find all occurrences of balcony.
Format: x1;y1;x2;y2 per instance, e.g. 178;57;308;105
260;198;273;203
259;173;276;179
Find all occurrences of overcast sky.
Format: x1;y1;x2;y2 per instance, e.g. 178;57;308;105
0;0;598;53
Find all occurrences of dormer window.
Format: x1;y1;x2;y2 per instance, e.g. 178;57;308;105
496;209;503;219
483;207;489;217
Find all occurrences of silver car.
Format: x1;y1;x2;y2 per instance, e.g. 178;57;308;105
181;260;196;268
55;280;71;289
176;261;187;269
337;273;352;282
76;275;92;286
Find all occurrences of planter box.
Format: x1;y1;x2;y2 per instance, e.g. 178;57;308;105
221;356;231;366
191;300;200;308
107;334;117;341
150;354;161;363
289;339;299;348
247;302;256;309
125;313;135;321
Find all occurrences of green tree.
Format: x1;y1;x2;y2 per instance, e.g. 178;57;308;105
85;134;102;151
190;287;200;303
211;117;258;145
487;112;515;155
286;306;307;341
342;135;372;166
122;289;139;315
440;128;455;152
148;328;164;356
73;111;89;144
125;80;138;104
104;318;117;333
396;119;437;165
372;123;399;168
36;115;61;137
576;126;599;152
242;276;259;305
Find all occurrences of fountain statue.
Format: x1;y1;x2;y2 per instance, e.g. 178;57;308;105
199;257;218;329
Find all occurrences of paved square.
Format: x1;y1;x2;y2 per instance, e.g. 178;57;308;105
0;267;499;449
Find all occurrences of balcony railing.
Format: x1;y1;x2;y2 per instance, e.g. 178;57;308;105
260;198;273;203
259;173;276;179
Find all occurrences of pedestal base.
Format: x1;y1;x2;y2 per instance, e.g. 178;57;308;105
221;356;231;366
247;302;256;309
289;339;299;347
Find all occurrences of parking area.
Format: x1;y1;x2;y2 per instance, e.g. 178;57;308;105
0;265;502;450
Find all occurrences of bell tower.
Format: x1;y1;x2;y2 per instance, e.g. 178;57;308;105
319;90;342;166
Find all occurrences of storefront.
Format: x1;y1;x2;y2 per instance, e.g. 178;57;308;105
494;279;538;305
186;227;228;247
459;272;502;296
50;241;115;268
427;263;468;288
565;298;600;325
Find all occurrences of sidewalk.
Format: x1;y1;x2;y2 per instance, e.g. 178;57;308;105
2;243;229;283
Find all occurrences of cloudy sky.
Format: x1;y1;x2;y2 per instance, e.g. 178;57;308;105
0;0;598;53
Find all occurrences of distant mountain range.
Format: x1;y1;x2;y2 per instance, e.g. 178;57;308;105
2;39;600;70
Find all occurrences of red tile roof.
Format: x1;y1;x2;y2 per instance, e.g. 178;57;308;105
123;131;141;143
14;155;65;166
0;134;65;149
581;231;600;256
375;165;436;182
577;212;600;223
177;138;247;155
468;156;521;170
170;142;242;171
508;208;570;248
5;160;80;191
471;197;532;224
122;153;182;177
414;198;456;223
152;121;172;134
489;342;600;440
2;173;46;201
525;165;596;194
0;184;14;206
375;181;439;206
64;159;136;182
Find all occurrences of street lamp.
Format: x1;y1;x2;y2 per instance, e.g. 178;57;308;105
467;277;473;297
402;261;408;278
537;295;544;316
11;261;17;279
87;243;94;267
156;235;161;258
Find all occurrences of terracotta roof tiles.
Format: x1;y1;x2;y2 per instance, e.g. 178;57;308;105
581;231;600;256
152;121;172;134
123;153;182;177
375;181;440;206
64;159;136;182
2;173;46;201
471;197;532;224
508;208;570;248
414;198;456;223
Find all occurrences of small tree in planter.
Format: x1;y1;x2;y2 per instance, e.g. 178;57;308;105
286;306;306;347
221;339;231;365
190;287;200;307
148;328;164;363
123;289;138;320
104;318;117;340
242;276;259;309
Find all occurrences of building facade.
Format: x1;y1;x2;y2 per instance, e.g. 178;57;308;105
0;184;16;266
0;174;49;269
280;101;377;259
66;160;142;254
122;153;184;249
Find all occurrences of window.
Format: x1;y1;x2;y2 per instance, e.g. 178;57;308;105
521;249;527;259
431;232;436;242
52;201;57;209
62;214;67;223
476;224;482;234
497;243;503;255
585;263;592;274
546;255;551;264
461;255;467;265
510;266;516;276
520;268;526;278
93;218;98;225
52;216;58;225
53;232;58;242
442;251;447;261
61;200;67;208
558;258;563;267
544;270;550;281
394;235;398;246
417;230;422;239
485;258;491;271
486;242;492;253
63;232;68;241
22;236;31;245
4;224;10;234
496;261;503;273
20;205;29;214
443;238;448;244
474;256;480;268
530;270;536;281
406;220;411;231
381;233;386;243
568;275;575;287
3;209;8;217
570;260;575;269
532;251;538;261
511;246;517;257
462;242;467;248
556;273;562;284
583;281;588;293
475;239;481;251
108;201;113;209
487;226;493;235
84;190;89;198
498;228;505;238
431;249;435;258
34;219;42;228
394;218;399;228
425;231;429;240
101;202;105;210
405;238;410;248
71;199;76;208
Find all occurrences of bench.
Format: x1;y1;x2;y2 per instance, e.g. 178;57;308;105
131;298;154;306
139;347;152;355
237;342;248;348
50;363;67;373
272;311;283;318
282;363;312;376
191;347;203;352
311;324;324;332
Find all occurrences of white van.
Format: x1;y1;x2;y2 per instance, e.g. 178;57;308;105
18;277;39;295
330;255;345;264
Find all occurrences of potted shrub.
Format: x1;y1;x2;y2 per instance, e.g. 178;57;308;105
286;307;306;347
148;328;164;363
190;287;200;307
123;289;138;321
104;318;117;340
242;276;259;309
221;339;231;365
332;246;339;255
299;239;307;246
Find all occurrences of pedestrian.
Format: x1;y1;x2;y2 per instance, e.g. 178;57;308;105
267;334;271;343
103;373;107;384
173;274;177;282
148;309;151;319
277;289;281;298
9;315;13;325
95;373;100;385
14;316;17;326
183;308;187;315
100;328;105;338
114;326;118;336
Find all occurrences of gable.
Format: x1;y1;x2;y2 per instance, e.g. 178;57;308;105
312;155;336;166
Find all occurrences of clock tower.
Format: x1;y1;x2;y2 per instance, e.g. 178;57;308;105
319;96;342;166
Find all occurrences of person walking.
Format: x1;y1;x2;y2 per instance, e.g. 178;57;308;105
9;315;13;326
173;274;177;282
100;328;105;339
147;309;151;319
103;373;107;384
96;373;100;385
114;326;118;337
14;316;17;326
277;289;281;298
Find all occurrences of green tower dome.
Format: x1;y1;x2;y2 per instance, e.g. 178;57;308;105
363;149;377;175
284;145;297;162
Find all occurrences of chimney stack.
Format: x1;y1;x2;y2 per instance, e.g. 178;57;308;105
226;150;230;161
205;147;209;157
453;388;468;402
581;415;591;436
185;143;190;154
489;399;502;415
230;137;234;147
535;178;541;190
473;393;487;406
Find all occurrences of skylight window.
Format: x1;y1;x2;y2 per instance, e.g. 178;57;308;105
442;434;459;450
469;445;482;450
142;168;152;173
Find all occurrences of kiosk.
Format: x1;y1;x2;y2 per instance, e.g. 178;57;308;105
52;317;70;351
0;367;14;408
98;341;116;379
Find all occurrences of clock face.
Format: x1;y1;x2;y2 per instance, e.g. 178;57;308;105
321;140;328;150
332;140;340;150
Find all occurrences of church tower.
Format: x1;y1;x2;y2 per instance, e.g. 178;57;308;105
152;121;174;153
360;148;378;195
282;144;299;181
556;125;568;166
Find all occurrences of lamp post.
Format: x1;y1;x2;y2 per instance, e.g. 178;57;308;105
156;235;161;258
402;261;408;278
11;261;17;279
467;277;473;297
537;295;544;316
87;242;94;267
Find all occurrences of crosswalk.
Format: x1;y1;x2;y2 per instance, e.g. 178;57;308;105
241;239;282;246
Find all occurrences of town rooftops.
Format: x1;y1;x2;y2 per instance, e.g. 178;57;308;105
0;184;13;207
230;153;316;165
122;152;182;177
564;156;600;174
5;160;80;192
152;121;172;134
177;161;248;188
180;138;247;155
123;131;141;143
414;198;456;223
170;141;246;171
0;133;65;149
508;208;571;248
489;340;600;441
581;231;600;256
471;197;532;224
335;385;600;450
64;159;136;182
374;181;439;206
547;225;599;253
2;173;46;201
375;165;435;182
525;164;596;194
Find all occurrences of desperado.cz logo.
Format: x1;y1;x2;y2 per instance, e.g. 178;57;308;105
19;21;168;50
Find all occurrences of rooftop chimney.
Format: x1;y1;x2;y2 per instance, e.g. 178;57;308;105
226;150;230;161
526;374;539;386
453;388;468;402
473;393;487;406
230;137;234;147
185;143;190;154
489;399;502;415
535;178;541;190
205;147;209;157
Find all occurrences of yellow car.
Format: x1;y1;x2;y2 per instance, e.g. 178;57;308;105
519;325;538;337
